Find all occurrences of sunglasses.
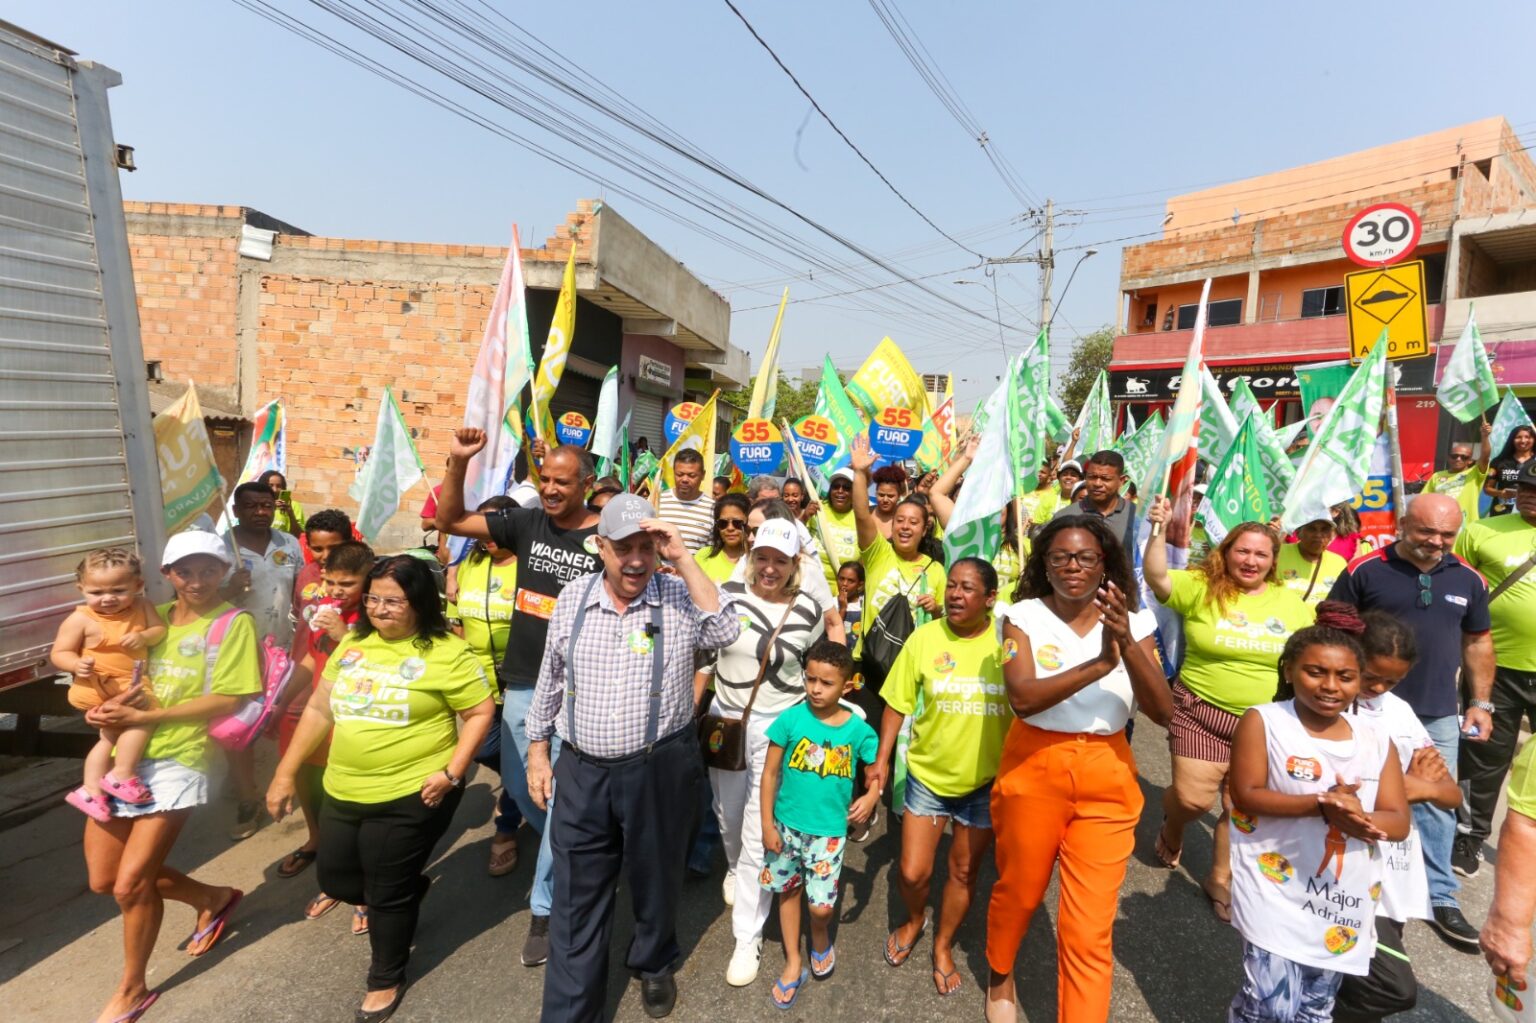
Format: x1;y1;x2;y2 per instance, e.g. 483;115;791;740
1448;451;1472;461
1417;573;1433;609
716;517;746;530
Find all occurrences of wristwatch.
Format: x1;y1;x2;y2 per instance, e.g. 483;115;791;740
1470;699;1496;714
442;768;466;789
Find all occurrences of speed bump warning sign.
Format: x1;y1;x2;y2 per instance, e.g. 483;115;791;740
1345;259;1429;362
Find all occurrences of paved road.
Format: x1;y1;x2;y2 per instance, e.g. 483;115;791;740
0;722;1503;1022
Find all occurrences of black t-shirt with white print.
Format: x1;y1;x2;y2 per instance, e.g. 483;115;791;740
485;507;600;687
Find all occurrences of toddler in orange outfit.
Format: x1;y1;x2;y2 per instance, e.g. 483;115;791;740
51;548;167;820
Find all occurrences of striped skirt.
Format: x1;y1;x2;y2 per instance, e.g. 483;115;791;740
1168;681;1241;763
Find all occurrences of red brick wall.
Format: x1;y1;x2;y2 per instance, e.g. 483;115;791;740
127;203;243;393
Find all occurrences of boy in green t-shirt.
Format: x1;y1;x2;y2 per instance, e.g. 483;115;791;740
760;641;880;1009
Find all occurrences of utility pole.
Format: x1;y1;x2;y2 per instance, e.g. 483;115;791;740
1037;198;1055;334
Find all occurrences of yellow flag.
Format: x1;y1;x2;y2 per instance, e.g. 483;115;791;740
152;383;224;533
531;246;577;442
747;288;789;420
659;391;719;491
845;337;928;419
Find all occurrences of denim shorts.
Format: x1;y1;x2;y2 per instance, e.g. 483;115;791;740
904;772;993;829
110;758;208;818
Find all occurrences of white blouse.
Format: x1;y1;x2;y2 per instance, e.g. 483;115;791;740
1001;598;1157;735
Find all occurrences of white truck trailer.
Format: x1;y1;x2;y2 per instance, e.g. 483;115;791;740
0;21;164;754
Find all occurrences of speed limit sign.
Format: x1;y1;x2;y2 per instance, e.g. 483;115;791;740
1342;202;1421;266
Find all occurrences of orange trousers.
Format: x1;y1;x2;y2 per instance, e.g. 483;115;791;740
986;721;1143;1022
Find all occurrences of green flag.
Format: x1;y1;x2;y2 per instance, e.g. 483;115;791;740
1071;371;1115;456
943;367;1013;564
1438;308;1499;422
350;388;425;542
1009;331;1052;498
815;355;867;476
1490;388;1536;461
1282;335;1388;530
1198;364;1240;467
1197;414;1270;544
1115;411;1165;496
1228;377;1296;500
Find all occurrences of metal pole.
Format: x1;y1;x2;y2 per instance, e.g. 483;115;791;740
1384;360;1408;531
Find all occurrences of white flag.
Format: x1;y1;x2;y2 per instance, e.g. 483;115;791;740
589;365;621;460
352;388;425;542
1281;340;1387;531
942;364;1016;564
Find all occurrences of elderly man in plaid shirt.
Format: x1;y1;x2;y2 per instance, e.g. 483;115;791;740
526;493;740;1022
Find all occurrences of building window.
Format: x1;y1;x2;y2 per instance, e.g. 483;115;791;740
1177;298;1242;329
1300;286;1345;318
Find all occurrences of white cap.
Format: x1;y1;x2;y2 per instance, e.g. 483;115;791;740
751;519;801;558
829;467;855;485
162;530;235;569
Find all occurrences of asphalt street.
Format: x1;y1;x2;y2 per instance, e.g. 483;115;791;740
0;720;1503;1022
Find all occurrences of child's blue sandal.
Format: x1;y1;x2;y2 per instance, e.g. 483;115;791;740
810;944;836;979
771;967;811;1010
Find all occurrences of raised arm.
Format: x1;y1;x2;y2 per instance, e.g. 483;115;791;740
435;428;493;542
1142;495;1173;602
1478;420;1494;474
928;433;978;528
850;434;879;549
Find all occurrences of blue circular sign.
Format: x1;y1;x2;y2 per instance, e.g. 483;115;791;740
664;401;704;444
790;415;837;467
730;419;785;475
554;411;592;448
868;407;923;460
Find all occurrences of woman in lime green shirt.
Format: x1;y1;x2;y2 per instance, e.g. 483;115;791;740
871;558;1011;996
81;534;261;1023
269;555;494;1021
1144;496;1313;924
694;493;750;583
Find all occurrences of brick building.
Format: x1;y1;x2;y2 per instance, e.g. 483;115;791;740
1110;116;1536;477
128;200;747;548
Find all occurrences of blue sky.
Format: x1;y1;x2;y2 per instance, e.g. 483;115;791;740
15;0;1535;408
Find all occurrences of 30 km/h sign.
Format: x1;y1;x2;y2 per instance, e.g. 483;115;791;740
1342;202;1422;266
1345;259;1429;362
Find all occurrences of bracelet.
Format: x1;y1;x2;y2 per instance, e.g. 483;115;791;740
442;768;465;789
1470;699;1496;714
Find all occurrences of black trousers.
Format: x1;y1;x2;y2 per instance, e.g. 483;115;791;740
540;728;700;1023
318;787;463;991
1459;667;1536;843
1333;916;1417;1022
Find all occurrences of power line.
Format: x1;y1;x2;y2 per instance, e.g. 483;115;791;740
718;0;985;260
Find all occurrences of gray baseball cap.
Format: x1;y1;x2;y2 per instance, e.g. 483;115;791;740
598;493;653;540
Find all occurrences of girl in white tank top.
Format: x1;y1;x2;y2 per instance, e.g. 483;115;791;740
1227;607;1411;1022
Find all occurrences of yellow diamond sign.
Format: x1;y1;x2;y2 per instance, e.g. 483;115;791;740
1345;259;1428;362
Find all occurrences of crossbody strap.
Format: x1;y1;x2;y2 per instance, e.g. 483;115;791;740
738;599;797;730
1490;550;1536;602
1301;553;1325;602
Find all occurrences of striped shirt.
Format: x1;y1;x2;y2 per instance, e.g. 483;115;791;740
656;490;714;552
526;571;740;757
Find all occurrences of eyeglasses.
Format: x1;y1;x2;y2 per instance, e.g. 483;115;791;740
364;595;408;611
1417;573;1433;609
1045;550;1104;569
716;518;746;530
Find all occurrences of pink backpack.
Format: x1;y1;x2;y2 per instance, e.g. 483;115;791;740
202;608;296;750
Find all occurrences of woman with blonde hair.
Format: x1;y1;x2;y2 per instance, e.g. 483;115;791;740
1143;497;1314;923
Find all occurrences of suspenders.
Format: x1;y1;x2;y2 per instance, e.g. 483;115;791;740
564;575;667;754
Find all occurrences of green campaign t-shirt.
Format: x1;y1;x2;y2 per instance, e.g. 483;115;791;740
323;631;494;803
856;535;946;659
881;616;1011;797
144;603;261;771
1275;544;1347;606
819;506;860;586
1427;466;1487;521
1456;515;1536;671
766;701;879;837
1507;735;1536;820
450;555;517;683
1163;570;1314;716
693;546;740;584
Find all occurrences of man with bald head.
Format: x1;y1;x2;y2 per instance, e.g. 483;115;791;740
438;430;601;967
1329;491;1495;951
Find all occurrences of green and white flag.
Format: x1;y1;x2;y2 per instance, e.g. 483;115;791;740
1045;393;1072;446
597;409;631;480
813;355;867;481
943;367;1014;564
1438;309;1499;422
1198;364;1240;467
1197;413;1270;545
1228;377;1296;498
589;366;621;460
1010;330;1053;497
350;388;425;542
1490;388;1536;462
1115;411;1165;496
1071;370;1115;457
1282;337;1388;531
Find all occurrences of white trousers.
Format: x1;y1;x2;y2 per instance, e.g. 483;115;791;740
708;705;779;946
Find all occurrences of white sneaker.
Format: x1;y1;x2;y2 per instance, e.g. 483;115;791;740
722;869;736;907
725;938;761;987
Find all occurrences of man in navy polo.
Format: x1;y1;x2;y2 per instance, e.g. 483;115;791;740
1329;492;1496;951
